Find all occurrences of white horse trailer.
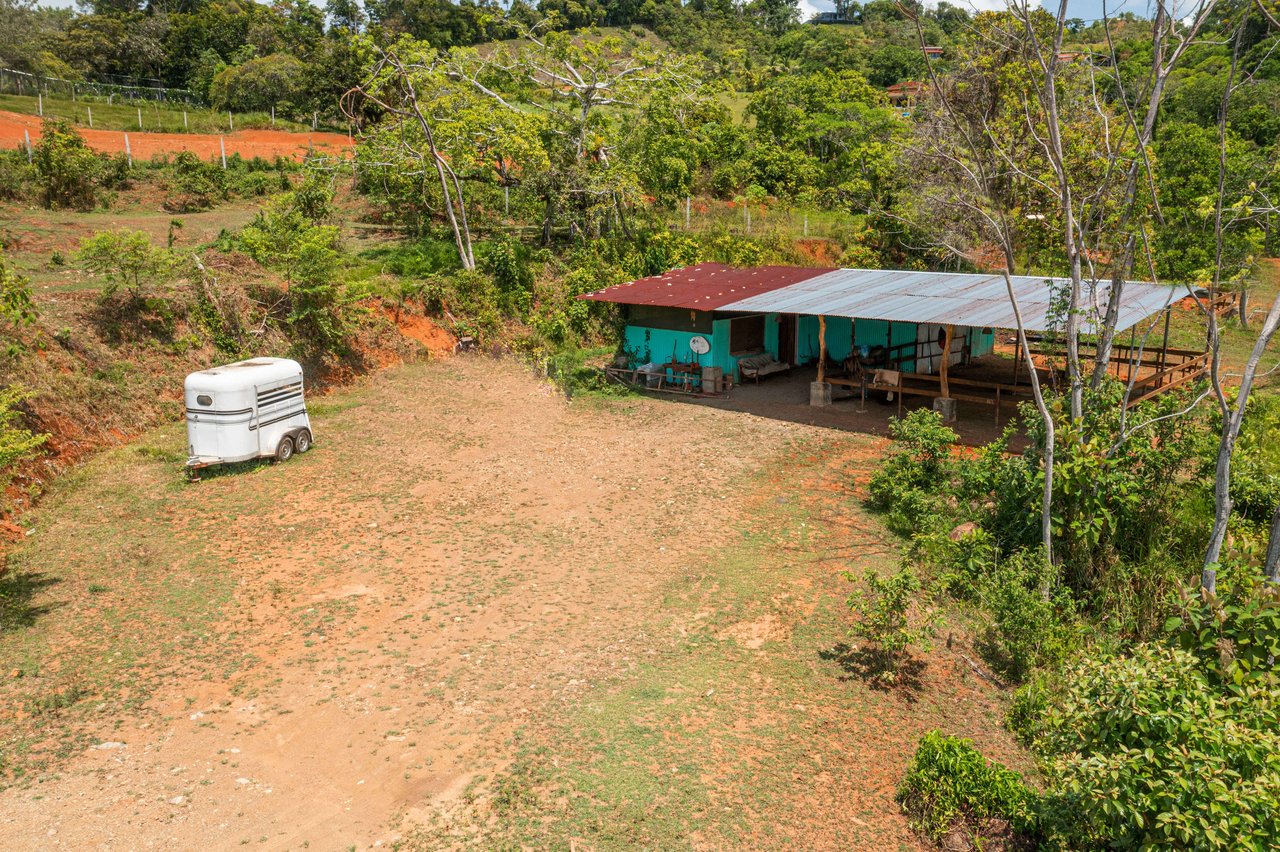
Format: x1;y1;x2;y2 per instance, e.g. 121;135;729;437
185;358;313;470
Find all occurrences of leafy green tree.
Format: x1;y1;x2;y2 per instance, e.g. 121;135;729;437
1153;121;1265;286
209;53;306;113
747;69;900;208
239;180;345;348
448;25;695;244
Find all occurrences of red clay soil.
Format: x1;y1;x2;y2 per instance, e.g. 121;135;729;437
0;110;352;161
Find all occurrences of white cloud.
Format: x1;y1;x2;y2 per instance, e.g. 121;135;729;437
798;0;823;21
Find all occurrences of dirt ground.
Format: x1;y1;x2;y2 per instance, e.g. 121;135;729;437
0;110;352;161
0;356;1025;850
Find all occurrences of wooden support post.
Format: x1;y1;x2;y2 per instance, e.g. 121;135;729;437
817;315;827;384
1160;307;1172;372
1128;326;1137;382
940;323;955;398
87;105;92;128
123;133;131;167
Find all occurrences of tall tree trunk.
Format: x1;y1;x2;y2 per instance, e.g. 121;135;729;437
1004;270;1056;565
1204;291;1280;573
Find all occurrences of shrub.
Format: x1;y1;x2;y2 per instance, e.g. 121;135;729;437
916;526;997;601
165;151;228;213
1037;644;1280;849
1168;566;1280;691
897;731;1037;843
0;149;35;201
867;410;958;533
0;248;37;335
76;230;177;297
975;549;1081;683
846;564;936;683
32;119;102;210
867;410;959;538
239;189;346;350
0;386;47;484
483;238;534;319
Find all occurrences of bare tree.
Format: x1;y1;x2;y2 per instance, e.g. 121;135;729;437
447;23;696;244
344;45;477;270
1203;5;1280;586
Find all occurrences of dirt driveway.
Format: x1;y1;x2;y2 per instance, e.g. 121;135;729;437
0;357;1023;849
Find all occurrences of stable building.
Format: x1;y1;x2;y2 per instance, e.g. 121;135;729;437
580;263;1203;421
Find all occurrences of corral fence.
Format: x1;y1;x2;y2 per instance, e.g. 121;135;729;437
0;67;202;106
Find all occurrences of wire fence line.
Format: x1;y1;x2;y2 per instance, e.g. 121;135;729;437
0;67;200;106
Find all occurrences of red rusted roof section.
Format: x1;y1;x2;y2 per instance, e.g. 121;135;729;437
578;263;833;310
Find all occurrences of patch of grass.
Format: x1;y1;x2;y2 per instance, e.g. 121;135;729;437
0;425;239;783
425;448;939;849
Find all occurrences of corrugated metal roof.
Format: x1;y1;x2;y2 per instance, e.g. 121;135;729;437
721;269;1180;333
578;264;1182;334
579;262;833;309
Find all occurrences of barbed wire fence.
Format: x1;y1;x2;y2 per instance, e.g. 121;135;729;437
0;67;201;106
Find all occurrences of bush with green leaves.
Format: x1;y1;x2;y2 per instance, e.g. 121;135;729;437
240;196;345;350
76;230;178;298
483;238;535;319
0;247;36;337
975;550;1081;683
846;564;936;683
1036;644;1280;849
165;151;228;213
33;119;103;210
867;409;958;537
897;731;1037;843
0;386;47;485
0;149;35;202
1168;566;1280;690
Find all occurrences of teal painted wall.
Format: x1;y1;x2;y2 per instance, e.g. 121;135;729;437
853;319;918;373
794;315;854;364
624;326;719;372
968;327;995;357
624;316;993;383
712;314;784;382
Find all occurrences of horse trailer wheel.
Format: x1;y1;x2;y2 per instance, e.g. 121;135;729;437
295;429;312;453
276;436;295;463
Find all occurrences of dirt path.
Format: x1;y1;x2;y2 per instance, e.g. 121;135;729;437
0;358;831;846
0;357;1024;849
0;110;351;161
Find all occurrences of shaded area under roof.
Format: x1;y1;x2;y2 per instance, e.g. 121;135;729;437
582;266;1183;334
579;262;833;310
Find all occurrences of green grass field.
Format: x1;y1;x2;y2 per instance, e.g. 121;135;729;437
0;93;327;135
